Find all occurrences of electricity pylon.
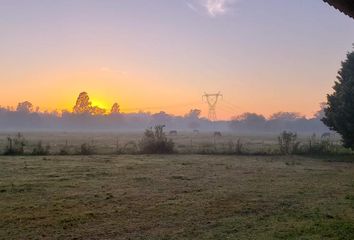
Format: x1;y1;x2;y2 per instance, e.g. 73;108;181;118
203;92;223;121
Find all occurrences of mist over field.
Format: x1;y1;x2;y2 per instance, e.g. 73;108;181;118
0;105;329;133
0;92;329;133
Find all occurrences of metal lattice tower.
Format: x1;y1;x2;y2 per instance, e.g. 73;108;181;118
203;92;223;121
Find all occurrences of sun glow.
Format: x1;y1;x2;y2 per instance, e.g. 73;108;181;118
91;99;110;110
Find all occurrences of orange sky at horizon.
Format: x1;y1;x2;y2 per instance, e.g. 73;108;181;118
1;1;353;120
0;66;328;120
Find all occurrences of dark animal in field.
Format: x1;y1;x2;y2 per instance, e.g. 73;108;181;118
214;132;222;137
169;130;178;136
321;132;331;139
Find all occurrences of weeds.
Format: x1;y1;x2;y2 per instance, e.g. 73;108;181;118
4;133;26;155
278;131;299;155
123;141;138;154
32;141;50;155
59;141;70;155
79;142;95;155
139;125;174;154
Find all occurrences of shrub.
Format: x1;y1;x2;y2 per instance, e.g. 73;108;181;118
227;140;234;153
32;141;50;155
114;138;123;154
59;141;70;155
226;139;243;155
301;134;335;154
235;138;243;154
278;131;299;155
123;141;138;154
4;133;26;155
79;142;95;155
198;142;216;154
139;125;174;154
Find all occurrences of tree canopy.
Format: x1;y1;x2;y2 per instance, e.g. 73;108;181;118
323;0;354;19
322;49;354;149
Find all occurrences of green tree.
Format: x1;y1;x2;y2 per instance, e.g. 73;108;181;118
322;48;354;149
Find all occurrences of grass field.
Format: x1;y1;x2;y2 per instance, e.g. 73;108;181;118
0;131;344;155
1;154;354;239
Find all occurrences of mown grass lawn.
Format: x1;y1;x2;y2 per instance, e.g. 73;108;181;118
1;155;354;239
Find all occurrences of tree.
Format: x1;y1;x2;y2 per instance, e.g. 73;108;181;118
73;92;92;114
91;106;106;115
322;49;354;149
185;109;201;119
16;101;33;113
235;113;266;127
185;109;202;129
270;112;303;121
110;103;120;114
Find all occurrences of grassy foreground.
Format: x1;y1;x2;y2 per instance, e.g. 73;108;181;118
1;155;354;239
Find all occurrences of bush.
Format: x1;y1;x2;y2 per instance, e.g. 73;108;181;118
59;141;70;155
122;141;138;154
198;142;216;154
32;141;50;155
278;131;299;155
235;138;243;154
79;142;95;155
300;134;335;154
226;139;243;155
4;133;26;155
114;138;123;154
139;125;174;154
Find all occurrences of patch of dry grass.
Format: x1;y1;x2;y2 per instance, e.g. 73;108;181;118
0;155;354;239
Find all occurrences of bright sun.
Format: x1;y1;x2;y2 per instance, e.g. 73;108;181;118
91;99;109;110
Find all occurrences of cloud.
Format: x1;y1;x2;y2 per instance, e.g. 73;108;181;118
205;0;227;16
187;0;237;17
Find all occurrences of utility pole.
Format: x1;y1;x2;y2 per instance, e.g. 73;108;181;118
202;92;223;121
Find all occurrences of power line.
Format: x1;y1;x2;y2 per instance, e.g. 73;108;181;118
202;92;223;121
122;101;201;112
222;99;240;111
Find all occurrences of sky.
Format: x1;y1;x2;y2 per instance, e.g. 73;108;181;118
0;0;354;119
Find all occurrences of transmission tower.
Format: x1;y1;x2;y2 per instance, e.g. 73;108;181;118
202;92;223;121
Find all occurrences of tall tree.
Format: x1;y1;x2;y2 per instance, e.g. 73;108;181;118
16;101;33;113
110;103;120;114
322;49;354;149
185;109;201;119
73;92;92;114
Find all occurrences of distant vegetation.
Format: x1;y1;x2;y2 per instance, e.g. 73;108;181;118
31;141;50;156
0;130;351;156
0;92;328;132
